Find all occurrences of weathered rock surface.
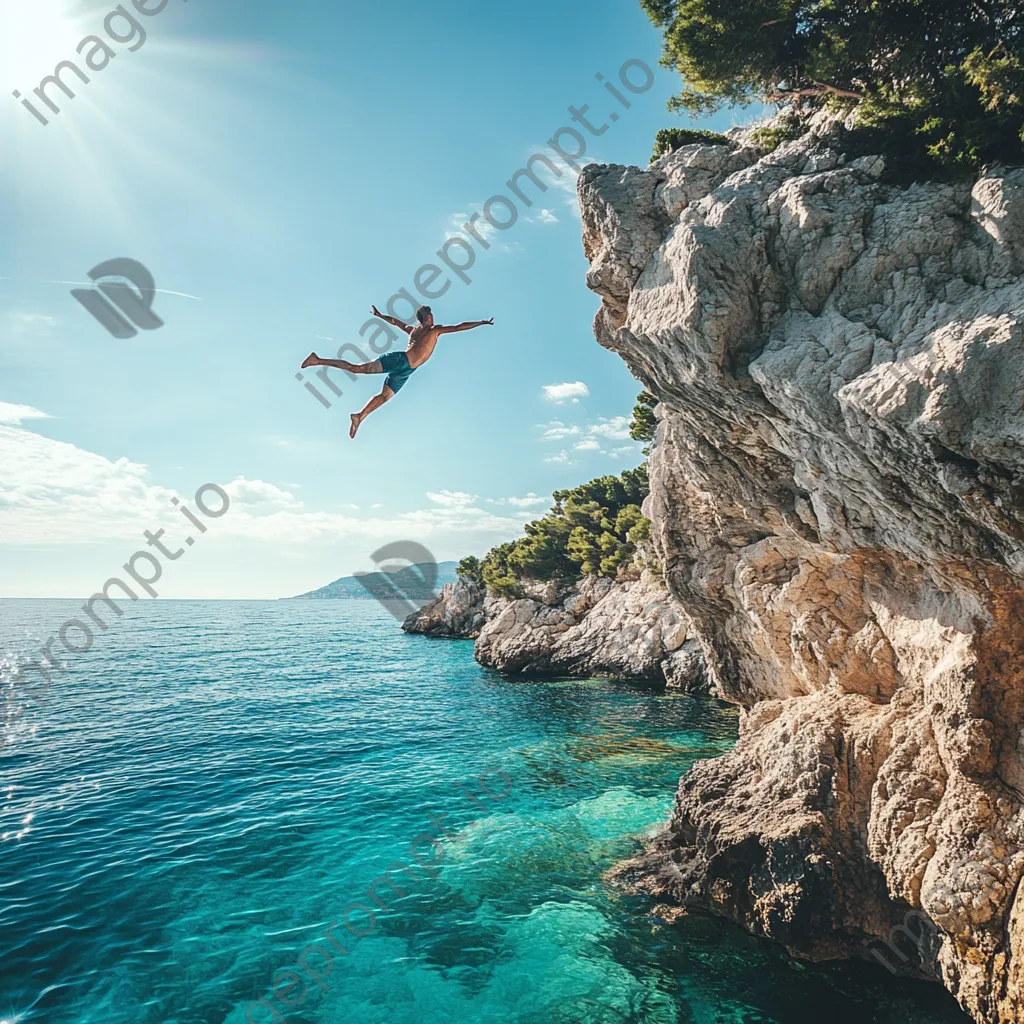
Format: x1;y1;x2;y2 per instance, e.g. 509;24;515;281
402;576;487;637
404;572;706;689
580;115;1024;1023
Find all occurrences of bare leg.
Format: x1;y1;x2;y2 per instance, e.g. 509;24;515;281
301;353;382;373
350;386;394;439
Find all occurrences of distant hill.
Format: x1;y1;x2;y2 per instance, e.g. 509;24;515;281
290;561;459;600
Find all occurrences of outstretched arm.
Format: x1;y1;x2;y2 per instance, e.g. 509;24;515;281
436;318;495;335
371;305;414;334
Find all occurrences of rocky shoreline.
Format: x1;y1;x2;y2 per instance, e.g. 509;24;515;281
403;571;707;690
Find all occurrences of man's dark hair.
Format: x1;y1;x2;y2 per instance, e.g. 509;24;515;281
415;305;432;324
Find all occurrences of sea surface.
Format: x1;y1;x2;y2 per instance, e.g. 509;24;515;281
0;599;969;1024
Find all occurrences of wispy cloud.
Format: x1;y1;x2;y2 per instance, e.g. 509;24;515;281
528;208;559;225
446;210;516;254
588;415;631;440
0;402;51;426
223;477;304;510
605;445;638;459
3;310;58;339
543;381;589;403
542;451;573;464
536;420;581;441
0;423;534;550
522;153;595;219
447;211;499;243
487;493;549;508
534;413;641;461
426;490;478;508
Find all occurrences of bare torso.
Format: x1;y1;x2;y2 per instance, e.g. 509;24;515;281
404;324;440;368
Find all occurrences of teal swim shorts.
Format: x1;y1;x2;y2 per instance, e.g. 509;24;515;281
379;350;416;393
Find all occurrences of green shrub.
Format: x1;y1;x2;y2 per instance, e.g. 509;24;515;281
630;391;657;453
747;112;805;153
651;127;730;162
457;555;483;583
481;541;526;599
477;466;653;596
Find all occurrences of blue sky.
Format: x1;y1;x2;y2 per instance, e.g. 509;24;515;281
0;0;751;598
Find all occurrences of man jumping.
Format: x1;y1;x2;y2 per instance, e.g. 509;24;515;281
301;305;494;438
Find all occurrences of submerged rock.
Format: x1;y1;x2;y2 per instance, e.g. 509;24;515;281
580;116;1024;1023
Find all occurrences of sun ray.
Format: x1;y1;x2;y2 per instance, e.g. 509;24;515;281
0;0;94;95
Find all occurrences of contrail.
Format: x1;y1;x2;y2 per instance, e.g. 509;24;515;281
0;277;203;301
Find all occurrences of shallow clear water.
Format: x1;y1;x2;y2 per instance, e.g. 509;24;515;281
0;600;968;1024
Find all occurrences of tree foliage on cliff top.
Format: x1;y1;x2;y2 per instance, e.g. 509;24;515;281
471;466;651;598
642;0;1024;175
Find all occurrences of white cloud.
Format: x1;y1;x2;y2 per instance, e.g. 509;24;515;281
488;493;549;508
536;420;581;441
0;424;178;543
447;210;499;243
0;402;50;426
223;477;303;510
587;416;631;441
532;208;559;224
543;382;589;403
0;423;534;550
426;490;478;508
446;209;514;255
4;311;57;339
534;413;641;462
527;154;596;219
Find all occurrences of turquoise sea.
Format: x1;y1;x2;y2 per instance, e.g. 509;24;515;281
0;600;969;1024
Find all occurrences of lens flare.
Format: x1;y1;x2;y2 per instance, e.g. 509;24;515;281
0;0;92;93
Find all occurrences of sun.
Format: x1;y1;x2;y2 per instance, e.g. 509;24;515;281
0;0;93;93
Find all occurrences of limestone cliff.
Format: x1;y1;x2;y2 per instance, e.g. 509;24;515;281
580;112;1024;1023
403;572;706;688
403;577;488;637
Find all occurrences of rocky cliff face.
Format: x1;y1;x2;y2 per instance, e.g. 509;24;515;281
403;577;488;637
579;114;1024;1023
404;572;706;689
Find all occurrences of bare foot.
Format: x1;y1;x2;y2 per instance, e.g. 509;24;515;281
349;414;361;439
301;352;319;369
